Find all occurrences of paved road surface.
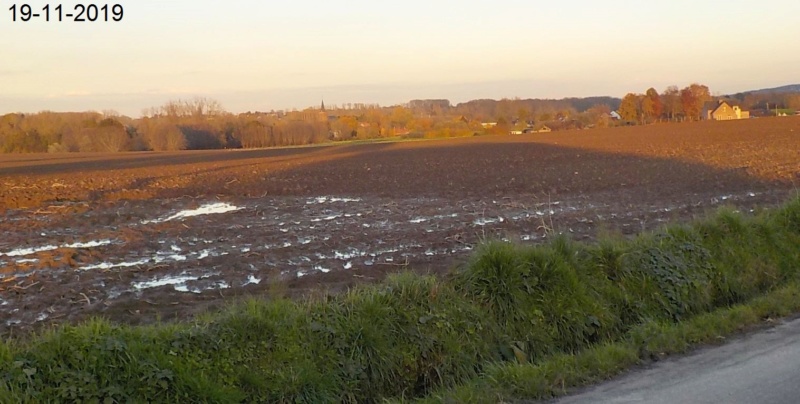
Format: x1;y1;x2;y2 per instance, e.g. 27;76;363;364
557;317;800;404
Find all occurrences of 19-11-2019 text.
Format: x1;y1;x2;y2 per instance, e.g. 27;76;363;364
8;4;123;22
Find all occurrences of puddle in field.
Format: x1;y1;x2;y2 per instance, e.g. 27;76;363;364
473;216;505;226
2;245;59;257
712;191;761;203
131;272;202;290
243;275;261;286
65;240;113;249
311;214;342;222
1;239;113;258
132;271;230;294
0;240;114;259
407;212;460;224
81;251;187;271
142;202;241;224
14;258;39;264
81;259;150;271
178;280;230;293
306;196;362;204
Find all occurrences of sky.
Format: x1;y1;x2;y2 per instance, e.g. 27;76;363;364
2;0;799;116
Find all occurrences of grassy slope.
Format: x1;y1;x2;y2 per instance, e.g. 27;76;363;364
413;282;800;403
1;195;799;403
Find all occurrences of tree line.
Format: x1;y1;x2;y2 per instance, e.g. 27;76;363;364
617;83;800;124
0;96;621;153
1;88;797;154
617;84;712;123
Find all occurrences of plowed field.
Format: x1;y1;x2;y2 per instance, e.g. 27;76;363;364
2;117;799;335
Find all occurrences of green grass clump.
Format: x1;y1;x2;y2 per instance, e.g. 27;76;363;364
1;194;799;402
421;281;800;403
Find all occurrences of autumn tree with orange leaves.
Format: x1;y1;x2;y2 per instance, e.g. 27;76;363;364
642;88;663;123
618;93;641;122
680;84;711;121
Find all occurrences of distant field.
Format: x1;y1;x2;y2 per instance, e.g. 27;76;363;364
1;117;798;334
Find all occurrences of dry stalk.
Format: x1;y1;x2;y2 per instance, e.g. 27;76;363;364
13;281;40;291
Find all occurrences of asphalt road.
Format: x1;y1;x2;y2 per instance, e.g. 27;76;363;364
557;317;800;404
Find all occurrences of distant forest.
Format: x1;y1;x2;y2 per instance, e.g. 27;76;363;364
0;84;798;154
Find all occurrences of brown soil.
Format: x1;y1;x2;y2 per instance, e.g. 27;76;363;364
1;117;799;336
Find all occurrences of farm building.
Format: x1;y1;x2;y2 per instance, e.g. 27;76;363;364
702;100;750;120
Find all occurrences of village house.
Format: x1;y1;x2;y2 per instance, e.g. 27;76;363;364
702;100;750;121
521;124;552;134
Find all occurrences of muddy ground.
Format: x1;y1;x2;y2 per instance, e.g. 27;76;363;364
1;117;799;336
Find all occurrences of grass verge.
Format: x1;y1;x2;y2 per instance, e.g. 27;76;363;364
1;194;799;403
411;282;800;403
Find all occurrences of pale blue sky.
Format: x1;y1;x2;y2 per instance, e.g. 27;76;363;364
2;0;799;116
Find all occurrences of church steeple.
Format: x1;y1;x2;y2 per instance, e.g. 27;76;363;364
321;98;325;111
